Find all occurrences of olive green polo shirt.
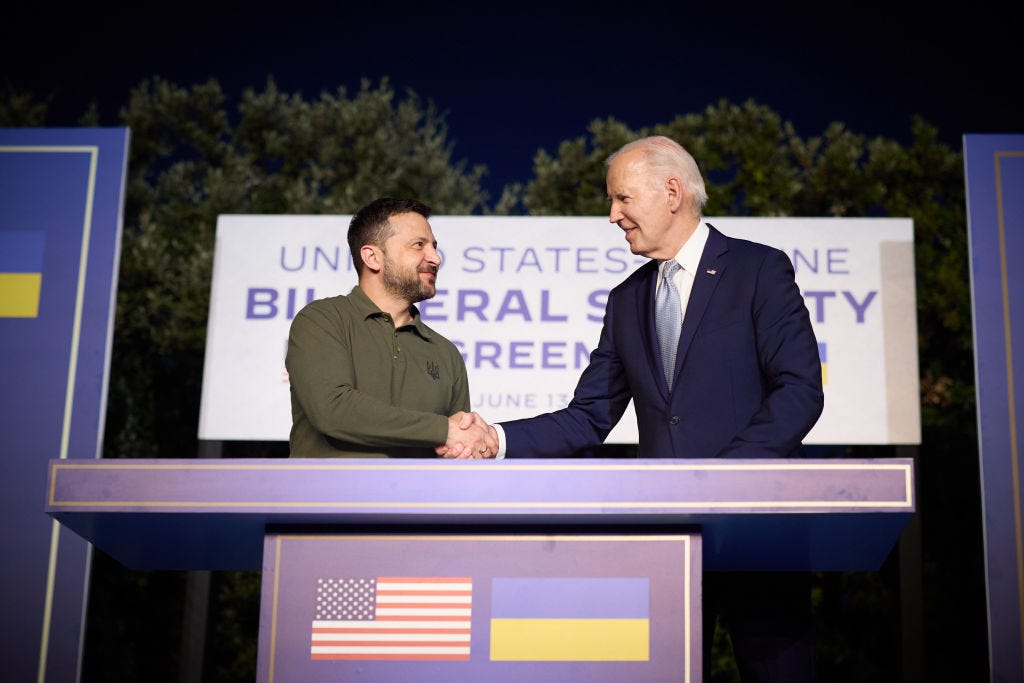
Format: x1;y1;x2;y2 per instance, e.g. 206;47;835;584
286;286;471;457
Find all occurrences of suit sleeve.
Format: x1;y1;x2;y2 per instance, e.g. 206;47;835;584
499;292;633;458
716;248;824;458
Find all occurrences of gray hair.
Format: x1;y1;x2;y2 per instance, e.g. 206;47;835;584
607;136;708;215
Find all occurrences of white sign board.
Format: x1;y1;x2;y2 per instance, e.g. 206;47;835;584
199;216;920;446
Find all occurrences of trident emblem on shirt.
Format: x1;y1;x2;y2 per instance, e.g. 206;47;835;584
426;360;440;380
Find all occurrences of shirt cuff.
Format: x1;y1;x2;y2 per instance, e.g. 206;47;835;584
493;423;507;459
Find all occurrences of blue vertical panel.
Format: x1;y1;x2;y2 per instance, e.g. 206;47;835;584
964;133;1024;681
0;128;128;683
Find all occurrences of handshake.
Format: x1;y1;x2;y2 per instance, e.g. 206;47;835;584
438;411;498;459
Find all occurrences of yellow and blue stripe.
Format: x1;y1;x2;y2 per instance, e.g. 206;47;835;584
818;342;828;384
0;230;45;318
489;577;649;661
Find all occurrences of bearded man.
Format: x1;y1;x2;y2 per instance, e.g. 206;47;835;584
286;197;495;458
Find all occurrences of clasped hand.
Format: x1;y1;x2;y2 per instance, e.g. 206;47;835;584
439;411;498;459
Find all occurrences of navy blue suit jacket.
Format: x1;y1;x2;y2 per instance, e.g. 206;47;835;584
501;224;824;459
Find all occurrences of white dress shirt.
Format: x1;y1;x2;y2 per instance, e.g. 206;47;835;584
660;221;709;324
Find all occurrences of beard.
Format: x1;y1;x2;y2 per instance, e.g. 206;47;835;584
382;252;437;304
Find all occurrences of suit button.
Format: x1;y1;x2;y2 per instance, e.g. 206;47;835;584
669;416;680;425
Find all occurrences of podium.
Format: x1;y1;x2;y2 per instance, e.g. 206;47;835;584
46;458;914;682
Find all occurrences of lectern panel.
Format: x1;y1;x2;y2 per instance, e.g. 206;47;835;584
258;533;701;683
45;458;913;571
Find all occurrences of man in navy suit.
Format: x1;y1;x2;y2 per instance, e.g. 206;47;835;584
494;134;823;463
447;135;824;680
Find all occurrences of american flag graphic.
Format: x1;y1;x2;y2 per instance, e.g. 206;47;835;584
310;577;472;660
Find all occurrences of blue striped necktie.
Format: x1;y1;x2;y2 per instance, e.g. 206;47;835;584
656;260;682;389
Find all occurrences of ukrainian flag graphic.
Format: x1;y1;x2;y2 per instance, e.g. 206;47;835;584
818;342;828;385
0;231;44;318
489;577;649;661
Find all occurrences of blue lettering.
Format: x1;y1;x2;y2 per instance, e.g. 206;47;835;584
455;340;593;370
548;247;569;272
461;247;485;273
496;290;531;321
843;290;877;323
792;248;817;274
803;290;836;323
475;341;501;368
517;247;542;273
455;246;640;273
493;246;514;270
279;246;345;272
541;341;567;368
540;290;568;322
247;288;278;319
247;287;316;319
457;289;490;321
576;247;599;273
791;247;850;275
279;247;306;272
419;295;446;321
827;248;849;274
474;393;538;409
286;287;316;318
509;341;532;368
606;247;629;273
587;290;609;323
803;289;877;323
313;246;342;271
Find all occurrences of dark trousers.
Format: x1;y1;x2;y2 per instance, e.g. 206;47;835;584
702;572;817;682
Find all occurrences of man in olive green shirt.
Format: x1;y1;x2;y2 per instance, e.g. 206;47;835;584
286;197;495;458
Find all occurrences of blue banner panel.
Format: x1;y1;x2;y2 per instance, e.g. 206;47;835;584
259;534;700;683
0;128;128;683
964;133;1024;681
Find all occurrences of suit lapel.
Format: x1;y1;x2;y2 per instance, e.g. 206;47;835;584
631;262;665;391
674;226;728;376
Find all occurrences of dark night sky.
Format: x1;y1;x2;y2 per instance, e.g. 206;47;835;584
5;2;1020;198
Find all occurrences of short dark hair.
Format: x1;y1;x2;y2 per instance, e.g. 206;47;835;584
348;197;432;275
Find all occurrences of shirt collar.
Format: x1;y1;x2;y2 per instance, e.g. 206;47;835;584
350;285;432;339
664;221;709;276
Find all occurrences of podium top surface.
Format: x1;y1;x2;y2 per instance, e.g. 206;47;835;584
45;457;914;571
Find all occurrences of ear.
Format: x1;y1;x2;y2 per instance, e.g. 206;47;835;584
665;176;685;213
360;245;383;274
